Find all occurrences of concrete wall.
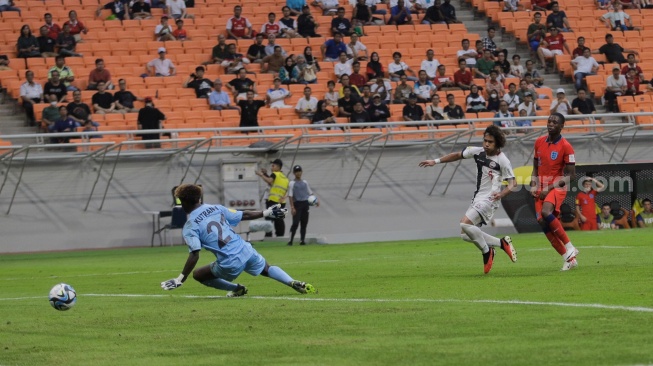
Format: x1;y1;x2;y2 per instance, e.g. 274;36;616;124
1;136;651;253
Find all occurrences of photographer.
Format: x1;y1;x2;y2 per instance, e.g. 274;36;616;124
183;66;214;98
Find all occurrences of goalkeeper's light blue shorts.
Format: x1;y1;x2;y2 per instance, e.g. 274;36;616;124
209;250;266;281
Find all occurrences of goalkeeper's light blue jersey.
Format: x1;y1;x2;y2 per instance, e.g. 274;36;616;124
182;204;254;266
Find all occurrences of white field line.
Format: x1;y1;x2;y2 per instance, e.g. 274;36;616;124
1;293;653;314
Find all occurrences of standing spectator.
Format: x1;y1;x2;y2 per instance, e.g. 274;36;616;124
247;34;267;63
420;49;440;80
49;55;77;91
636;198;653;228
593;33;637;64
600;4;639;31
44;71;68;103
598;203;617;230
64;10;88;43
346;33;368;61
321;33;347;62
571;88;596;115
576;177;605;230
312;0;339;15
137;97;166;148
338;87;357;117
261;46;286;74
368;94;390;122
297;5;320;37
172;19;189;40
97;0;128;21
440;0;461;23
331;7;353;35
208;79;239;111
0;0;20;15
92;82;118;114
403;93;424;121
457;39;477;69
43;13;61;40
366;52;385;81
183;66;214;98
17;25;40;58
443;93;465;120
114;79;143;113
279;6;301;38
209;34;228;64
454;59;473;90
37;26;58;58
255;159;289;237
349;101;371;125
527;12;547;53
226;6;252;40
87;58;113;90
238;90;265;128
312;100;336;127
295;87;318;119
571;47;599;91
20;70;43;126
423;0;446;24
287;165;317;246
146;47;176;76
425;94;446;120
546;2;572;32
621;53;645;83
228;68;257;100
390;0;413;25
131;0;152;20
414;70;436;102
266;78;292;108
56;23;82;57
388;51;417;82
482;27;507;58
167;0;193;19
334;52;353;78
40;95;61;132
550;88;571;115
261;12;282;38
466;85;488;113
154;16;175;41
537;27;570;72
67;90;94;127
503;83;520;111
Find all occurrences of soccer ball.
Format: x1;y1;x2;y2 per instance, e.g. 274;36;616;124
308;195;318;206
49;283;77;311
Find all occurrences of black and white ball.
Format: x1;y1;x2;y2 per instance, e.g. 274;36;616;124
308;195;318;206
49;283;77;311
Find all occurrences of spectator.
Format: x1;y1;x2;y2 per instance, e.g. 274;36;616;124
621;53;645;83
620;0;641;10
279;6;302;38
456;39;477;69
486;90;501;112
44;71;68;103
87;58;113;90
503;0;521;12
338;87;357;117
475;49;495;79
246;34;267;63
261;12;282;38
279;56;299;84
324;80;340;107
64;10;88;43
221;45;251;74
297;5;320;37
97;0;128;21
0;55;8;71
572;36;586;58
550;88;571;115
17;25;40;58
312;0;338;15
532;0;552;10
226;6;252;40
518;91;537;116
414;70;436;102
388;51;417;82
571;88;596;115
537;27;570;72
266;78;292;108
51;106;80;143
432;65;456;91
359;85;373;109
228;68;257;100
339;74;362;97
350;101;371;125
48;56;76;91
527;12;547;53
208;79;239;111
524;60;545;87
440;0;460;23
600;4;639;31
402;93;424;121
208;34;229;64
597;203;617;230
571;47;599;91
321;33;348;62
67;90;94;126
304;46;321;71
454;59;473;90
366;52;385;81
346;33;368;61
368;94;390;122
546;1;572;31
154;16;175;41
183;66;213;98
172;19;189;40
420;49;440;80
56;23;83;57
474;39;484;61
516;109;532;129
295;55;317;84
331;7;353;35
287;0;306;15
352;0;374;26
390;0;413;25
482;27;507;58
493;101;514;129
423;0;446;24
92;82;118;114
40;95;61;132
503;83;520;111
511;55;524;78
131;0;152;20
371;77;392;104
43;13;61;40
466;84;487;113
349;61;367;88
484;70;503;98
393;74;412;104
494;52;512;77
146;47;176;76
167;0;193;19
137;97;166;148
37;26;57;58
593;33;637;64
295;87;318;118
237;90;265;129
334;51;353;78
312;100;336;128
425;94;446;120
625;69;642;96
636;198;653;228
264;34;287;56
0;0;20;15
443;93;465;120
261;46;286;74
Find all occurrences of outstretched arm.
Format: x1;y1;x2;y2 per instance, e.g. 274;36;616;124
161;250;199;290
418;151;463;167
242;205;288;221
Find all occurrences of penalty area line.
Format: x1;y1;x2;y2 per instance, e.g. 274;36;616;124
2;293;653;313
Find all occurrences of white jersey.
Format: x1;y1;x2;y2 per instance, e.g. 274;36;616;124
462;146;515;203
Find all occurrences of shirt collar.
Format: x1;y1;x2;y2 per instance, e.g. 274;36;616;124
545;134;563;144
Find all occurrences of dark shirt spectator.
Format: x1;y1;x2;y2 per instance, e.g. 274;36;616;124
297;11;319;37
67;101;92;122
337;95;357;116
99;0;128;20
571;97;596;114
440;0;459;23
17;32;40;58
367;99;390;122
137;99;166;147
37;34;56;54
444;104;465;119
114;90;137;109
331;12;352;35
403;102;424;121
187;77;214;98
237;98;265;128
92;91;114;109
349;108;370;124
44;81;67;101
228;77;255;95
597;42;627;64
424;4;446;24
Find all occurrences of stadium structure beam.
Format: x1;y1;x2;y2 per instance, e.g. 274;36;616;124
442;131;475;195
358;134;390;200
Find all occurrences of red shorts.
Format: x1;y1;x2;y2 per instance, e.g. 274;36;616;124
535;188;568;220
580;219;598;231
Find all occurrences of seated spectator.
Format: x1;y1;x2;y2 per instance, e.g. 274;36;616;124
51;106;80;142
37;26;58;58
511;55;524;78
433;65;457;91
264;34;287;56
621;53;645;83
297;5;320;37
425;94;446;120
636;198;653;228
389;51;417;82
43;13;61;40
625;68;642;95
338;87;357;117
494;52;512;77
350;101;371;125
571;47;599;91
600;4;640;31
423;0;446;24
503;0;521;12
338;74;361;97
67;90;95;127
537;27;570;72
312;100;336;129
88;58;114;90
619;0;642;9
295;55;317;84
347;61;366;88
368;94;390;122
352;0;375;26
503;83;520;111
92;81;118;114
324;80;340;107
17;25;40;58
527;12;547;53
97;0;128;21
295;86;318;118
402;93;424;121
303;46;321;71
266;78;293;108
228;68;257;100
532;0;552;10
482;27;507;58
516;79;536;101
457;39;477;69
208;79;240;111
546;2;572;32
312;0;338;15
167;0;194;19
262;46;286;74
321;33;347;62
56;23;83;57
172;19;189;40
493;101;514;130
443;93;465;120
454;59;473;90
517;91;537;116
237;90;265;129
208;34;228;64
154;16;175;41
360;85;374;109
334;52;354;78
466;85;487;113
414;70;436;103
366;52;385;80
571;88;596;115
183;66;213;98
331;7;353;35
550;88;571;115
598;203;617;230
370;77;392;104
475;50;495;79
393;74;412;104
246;34;267;63
593;33;637;65
0;0;20;15
485;70;505;98
261;12;282;38
221;45;251;74
440;0;461;23
226;5;252;40
420;49;440;80
41;95;61;132
131;0;152;20
287;0;306;15
279;6;302;38
20;71;43;126
390;0;413;25
486;90;501;112
279;56;299;84
137;97;166;148
44;71;68;103
346;33;368;61
524;60;544;86
64;10;88;43
146;47;176;76
517;109;532;128
492;64;506;84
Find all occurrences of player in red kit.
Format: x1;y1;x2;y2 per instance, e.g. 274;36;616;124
575;177;605;231
531;112;579;271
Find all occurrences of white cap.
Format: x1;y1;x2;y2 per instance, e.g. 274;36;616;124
556;88;565;94
158;47;166;53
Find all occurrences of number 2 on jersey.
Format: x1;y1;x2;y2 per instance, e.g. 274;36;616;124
207;214;233;248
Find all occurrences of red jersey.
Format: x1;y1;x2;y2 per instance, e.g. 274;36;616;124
544;34;565;51
172;29;187;40
434;74;454;87
261;22;281;36
227;17;250;38
454;70;473;86
45;23;61;40
63;20;86;35
621;64;643;76
533;135;575;189
576;189;597;219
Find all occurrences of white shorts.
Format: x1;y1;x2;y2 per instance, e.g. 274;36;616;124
540;49;563;58
464;199;499;226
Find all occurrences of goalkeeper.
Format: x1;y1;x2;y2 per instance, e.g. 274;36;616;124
161;184;317;296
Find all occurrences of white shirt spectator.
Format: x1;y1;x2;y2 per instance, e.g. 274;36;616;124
346;41;368;58
154;24;173;40
420;59;440;79
606;74;627;92
572;56;599;74
267;88;291;108
295;96;318;113
518;101;536;116
503;93;520;110
165;0;186;16
550;99;570;115
147;58;176;76
457;49;478;67
503;0;519;11
334;59;354;77
414;81;436;99
371;80;393;102
388;61;410;75
510;64;524;77
602;10;630;28
20;81;43;99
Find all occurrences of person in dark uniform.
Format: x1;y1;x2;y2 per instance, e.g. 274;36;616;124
137;96;166;148
287;165;318;246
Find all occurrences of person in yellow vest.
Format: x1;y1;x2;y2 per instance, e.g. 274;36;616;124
597;203;617;230
636;198;653;228
256;158;289;237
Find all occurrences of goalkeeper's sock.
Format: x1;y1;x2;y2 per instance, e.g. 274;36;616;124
460;223;489;254
267;266;294;286
461;232;501;247
201;278;238;292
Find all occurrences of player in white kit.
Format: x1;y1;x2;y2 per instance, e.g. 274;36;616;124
419;125;518;274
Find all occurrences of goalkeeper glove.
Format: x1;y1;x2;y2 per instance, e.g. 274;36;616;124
263;204;288;219
161;274;185;290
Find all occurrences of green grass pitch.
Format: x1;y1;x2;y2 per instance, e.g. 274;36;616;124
1;230;653;366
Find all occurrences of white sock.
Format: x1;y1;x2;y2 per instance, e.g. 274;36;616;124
460;223;489;254
564;242;574;251
462;233;501;247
